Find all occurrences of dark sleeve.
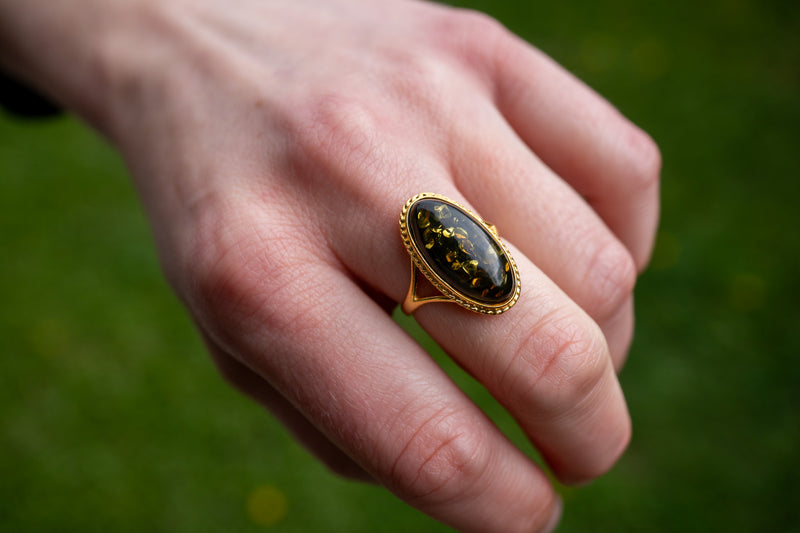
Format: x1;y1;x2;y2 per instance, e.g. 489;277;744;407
0;70;62;118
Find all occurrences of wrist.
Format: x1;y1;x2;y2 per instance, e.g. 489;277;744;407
0;0;159;131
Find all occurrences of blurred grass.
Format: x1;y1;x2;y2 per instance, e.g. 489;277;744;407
1;0;798;531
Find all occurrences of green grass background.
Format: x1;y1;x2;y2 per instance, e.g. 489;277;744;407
1;0;798;531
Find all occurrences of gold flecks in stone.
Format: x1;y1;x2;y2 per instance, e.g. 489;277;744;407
407;198;515;305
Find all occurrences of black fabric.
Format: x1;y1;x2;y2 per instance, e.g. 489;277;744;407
0;71;61;118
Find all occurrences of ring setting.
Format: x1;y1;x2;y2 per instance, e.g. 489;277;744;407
399;193;520;315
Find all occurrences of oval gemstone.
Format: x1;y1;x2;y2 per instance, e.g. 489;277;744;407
408;198;515;305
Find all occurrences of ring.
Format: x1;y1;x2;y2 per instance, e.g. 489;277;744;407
399;193;520;315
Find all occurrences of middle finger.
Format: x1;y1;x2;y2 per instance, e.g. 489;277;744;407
447;98;638;367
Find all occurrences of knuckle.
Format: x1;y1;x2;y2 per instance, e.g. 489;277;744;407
189;220;255;308
427;7;512;74
190;236;266;334
504;309;609;416
435;7;507;44
583;239;637;320
391;52;451;99
290;92;384;181
183;210;300;339
386;407;489;505
621;125;662;193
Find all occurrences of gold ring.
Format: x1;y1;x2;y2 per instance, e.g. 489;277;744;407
399;193;520;315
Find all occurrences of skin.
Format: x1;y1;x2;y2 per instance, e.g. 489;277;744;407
0;0;661;531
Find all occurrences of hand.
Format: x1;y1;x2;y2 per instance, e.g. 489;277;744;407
0;0;660;531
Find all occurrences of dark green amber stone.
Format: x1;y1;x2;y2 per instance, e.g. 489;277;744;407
408;199;515;305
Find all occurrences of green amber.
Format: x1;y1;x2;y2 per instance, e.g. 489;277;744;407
408;198;515;305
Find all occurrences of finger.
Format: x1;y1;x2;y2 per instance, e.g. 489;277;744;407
186;203;561;532
319;174;630;484
416;249;632;483
202;333;374;482
445;97;636;366
484;28;661;269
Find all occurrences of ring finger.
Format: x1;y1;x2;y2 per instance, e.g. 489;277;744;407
320;164;631;484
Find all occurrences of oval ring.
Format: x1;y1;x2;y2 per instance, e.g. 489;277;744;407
399;193;521;315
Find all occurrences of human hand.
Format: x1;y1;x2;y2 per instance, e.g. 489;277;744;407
0;0;660;531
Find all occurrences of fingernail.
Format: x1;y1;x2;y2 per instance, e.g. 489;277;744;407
543;496;563;533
